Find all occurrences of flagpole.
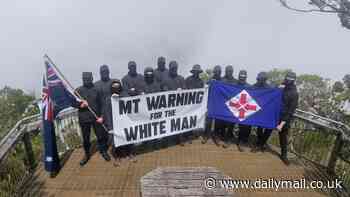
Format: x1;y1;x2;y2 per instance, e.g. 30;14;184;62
44;54;109;132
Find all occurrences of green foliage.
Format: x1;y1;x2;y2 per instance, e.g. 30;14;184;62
266;68;292;86
333;81;345;93
343;74;350;89
0;86;38;140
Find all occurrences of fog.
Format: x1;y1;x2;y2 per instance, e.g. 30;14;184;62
0;0;349;94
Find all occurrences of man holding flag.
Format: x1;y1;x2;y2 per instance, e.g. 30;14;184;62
74;72;111;166
42;55;110;177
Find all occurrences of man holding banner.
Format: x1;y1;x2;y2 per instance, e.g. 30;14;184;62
207;78;283;152
111;87;208;149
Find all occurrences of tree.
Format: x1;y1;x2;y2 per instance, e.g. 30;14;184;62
0;86;37;140
343;74;350;88
333;81;345;92
266;68;292;86
278;0;350;29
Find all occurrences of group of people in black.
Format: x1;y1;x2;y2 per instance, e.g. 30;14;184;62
73;56;298;167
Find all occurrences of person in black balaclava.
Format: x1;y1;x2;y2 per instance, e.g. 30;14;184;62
185;64;204;89
94;65;115;134
139;67;162;149
122;61;144;96
202;65;224;146
162;61;186;146
141;67;161;94
162;61;186;91
277;71;299;166
221;65;238;148
236;70;252;152
74;72;110;166
223;65;238;84
251;72;273;153
109;80;136;166
154;57;169;87
185;64;205;144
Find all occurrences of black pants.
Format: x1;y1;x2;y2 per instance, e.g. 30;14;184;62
279;122;290;159
238;124;251;144
80;121;108;155
223;121;235;141
203;117;213;138
256;127;273;147
214;119;225;138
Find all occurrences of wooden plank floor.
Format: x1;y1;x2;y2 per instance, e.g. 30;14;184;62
23;139;333;197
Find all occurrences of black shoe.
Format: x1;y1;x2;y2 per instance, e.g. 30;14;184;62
237;144;245;152
251;146;259;153
280;156;290;166
201;136;208;144
101;151;111;162
80;155;90;166
222;142;229;149
49;170;59;178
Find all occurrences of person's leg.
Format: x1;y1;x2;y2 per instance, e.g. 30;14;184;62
80;122;91;166
279;124;290;165
202;117;212;144
238;125;251;152
93;123;111;161
261;129;273;149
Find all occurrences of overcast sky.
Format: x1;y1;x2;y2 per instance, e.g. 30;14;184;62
0;0;349;94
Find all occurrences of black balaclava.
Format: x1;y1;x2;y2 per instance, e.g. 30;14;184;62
82;72;93;88
191;64;202;79
144;67;154;84
225;65;234;79
256;72;268;86
111;80;122;94
100;65;110;82
128;61;137;77
213;65;221;80
283;71;296;87
157;56;166;71
169;61;178;78
238;70;247;84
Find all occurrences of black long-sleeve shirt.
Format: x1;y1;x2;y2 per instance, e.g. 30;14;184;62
280;84;299;122
74;85;102;123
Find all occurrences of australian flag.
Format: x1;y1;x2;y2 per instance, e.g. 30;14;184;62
42;55;80;173
207;81;282;129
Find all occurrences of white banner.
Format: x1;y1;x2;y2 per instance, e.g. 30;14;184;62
111;88;208;147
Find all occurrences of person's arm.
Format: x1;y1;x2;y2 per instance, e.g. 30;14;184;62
72;88;88;109
278;92;299;131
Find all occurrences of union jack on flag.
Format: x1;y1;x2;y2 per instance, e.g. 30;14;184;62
41;56;80;120
41;55;80;173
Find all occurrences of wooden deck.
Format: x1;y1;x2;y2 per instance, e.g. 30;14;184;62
22;139;334;197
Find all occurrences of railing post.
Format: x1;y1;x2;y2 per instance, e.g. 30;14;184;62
327;132;344;174
23;130;36;172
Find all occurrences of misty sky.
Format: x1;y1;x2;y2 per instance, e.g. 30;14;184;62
0;0;349;94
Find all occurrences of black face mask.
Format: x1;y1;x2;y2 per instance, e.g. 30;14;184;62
225;69;233;78
128;65;137;77
158;62;165;71
100;67;110;81
283;79;295;87
256;78;266;86
82;73;93;88
145;74;154;84
169;68;178;78
239;77;247;84
111;82;122;94
192;72;200;78
213;71;221;80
